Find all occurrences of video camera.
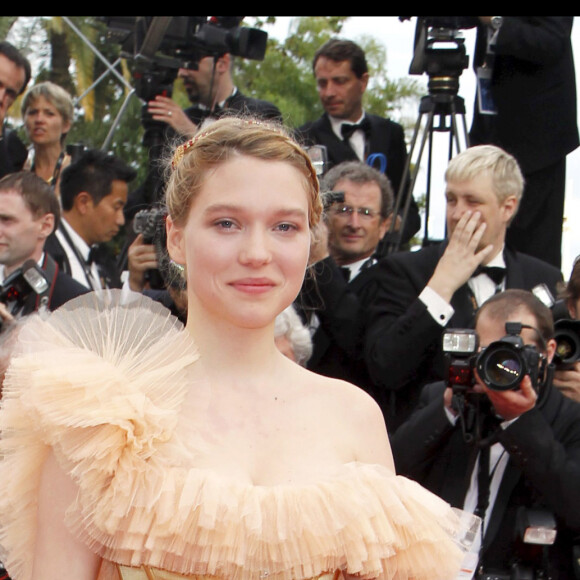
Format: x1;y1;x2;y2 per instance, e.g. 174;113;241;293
401;17;473;96
102;17;268;103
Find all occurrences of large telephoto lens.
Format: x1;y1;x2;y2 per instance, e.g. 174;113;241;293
477;345;524;391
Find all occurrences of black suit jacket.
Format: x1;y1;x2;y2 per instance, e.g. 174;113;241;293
298;257;382;395
297;113;420;245
0;126;27;179
391;380;580;578
45;228;122;290
469;17;579;173
365;243;563;432
185;90;282;126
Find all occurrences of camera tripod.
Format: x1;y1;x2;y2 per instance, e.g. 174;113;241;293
383;89;470;255
382;20;471;254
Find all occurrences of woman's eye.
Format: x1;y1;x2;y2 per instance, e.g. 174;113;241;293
216;219;235;229
276;223;297;232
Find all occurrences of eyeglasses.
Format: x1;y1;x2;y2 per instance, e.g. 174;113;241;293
332;205;380;220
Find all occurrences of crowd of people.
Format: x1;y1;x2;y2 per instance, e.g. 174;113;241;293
0;16;579;580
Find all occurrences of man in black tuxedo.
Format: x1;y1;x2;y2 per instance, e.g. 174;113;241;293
391;290;580;579
300;161;394;394
45;149;136;291
365;145;563;432
296;38;420;248
0;41;31;179
145;51;282;138
468;17;579;269
0;172;87;328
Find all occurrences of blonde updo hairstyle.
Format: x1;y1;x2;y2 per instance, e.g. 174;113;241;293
165;116;322;229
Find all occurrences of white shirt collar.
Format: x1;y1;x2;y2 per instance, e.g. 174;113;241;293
60;218;91;261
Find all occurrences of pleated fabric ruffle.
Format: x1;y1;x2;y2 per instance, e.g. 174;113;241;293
0;290;479;580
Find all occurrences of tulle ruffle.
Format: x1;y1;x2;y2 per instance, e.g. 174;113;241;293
0;290;479;580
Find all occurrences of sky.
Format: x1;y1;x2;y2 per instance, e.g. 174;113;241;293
260;17;580;278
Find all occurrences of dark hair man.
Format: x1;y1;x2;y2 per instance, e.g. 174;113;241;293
0;41;32;179
297;38;420;247
45;149;137;290
0;172;87;327
391;289;580;578
145;52;282;138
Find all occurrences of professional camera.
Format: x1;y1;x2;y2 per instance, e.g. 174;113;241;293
401;17;472;96
132;206;185;292
133;205;166;245
0;260;50;329
532;283;580;370
444;323;546;444
444;323;544;392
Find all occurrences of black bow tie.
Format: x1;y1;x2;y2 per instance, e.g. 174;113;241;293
339;266;351;282
87;246;101;265
341;117;371;141
473;265;506;285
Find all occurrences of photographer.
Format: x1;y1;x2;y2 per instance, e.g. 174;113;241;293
147;51;281;136
552;256;580;402
0;172;87;330
391;289;580;579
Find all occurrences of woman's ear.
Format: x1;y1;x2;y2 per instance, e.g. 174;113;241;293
166;215;186;265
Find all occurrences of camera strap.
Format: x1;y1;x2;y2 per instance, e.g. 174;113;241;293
37;253;59;310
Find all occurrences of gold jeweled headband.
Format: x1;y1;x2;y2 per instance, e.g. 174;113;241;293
170;119;278;171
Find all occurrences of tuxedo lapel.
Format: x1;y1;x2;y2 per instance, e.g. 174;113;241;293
316;115;360;165
503;247;525;289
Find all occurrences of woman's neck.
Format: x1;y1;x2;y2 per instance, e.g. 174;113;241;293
32;143;63;181
185;309;282;384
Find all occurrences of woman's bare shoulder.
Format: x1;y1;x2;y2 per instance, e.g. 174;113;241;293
291;364;394;468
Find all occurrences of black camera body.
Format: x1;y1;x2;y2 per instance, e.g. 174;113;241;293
553;317;580;370
444;323;543;392
133;206;167;245
0;261;51;331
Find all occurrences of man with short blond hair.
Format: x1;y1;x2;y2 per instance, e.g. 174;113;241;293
364;144;563;432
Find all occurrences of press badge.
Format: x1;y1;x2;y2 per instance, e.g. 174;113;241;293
476;66;498;115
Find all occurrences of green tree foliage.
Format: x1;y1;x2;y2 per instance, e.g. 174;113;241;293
2;16;422;184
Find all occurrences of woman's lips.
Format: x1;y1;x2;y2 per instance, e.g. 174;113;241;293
229;278;276;294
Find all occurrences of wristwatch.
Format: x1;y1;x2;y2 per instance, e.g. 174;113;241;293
490;16;503;30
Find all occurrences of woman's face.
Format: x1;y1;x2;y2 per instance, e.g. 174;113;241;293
24;95;70;147
167;155;311;330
